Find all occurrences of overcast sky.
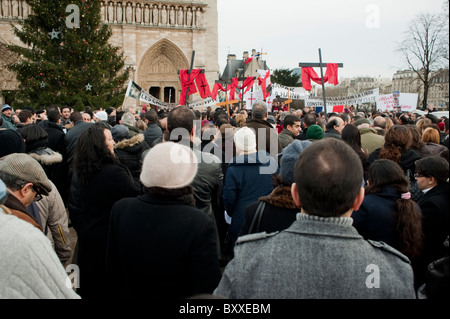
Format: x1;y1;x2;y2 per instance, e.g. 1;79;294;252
217;0;446;79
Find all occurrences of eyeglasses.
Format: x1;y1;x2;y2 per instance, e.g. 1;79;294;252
32;185;43;202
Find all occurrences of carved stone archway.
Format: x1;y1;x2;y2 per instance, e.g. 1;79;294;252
137;38;189;104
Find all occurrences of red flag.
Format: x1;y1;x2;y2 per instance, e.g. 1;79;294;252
332;105;344;113
244;57;254;64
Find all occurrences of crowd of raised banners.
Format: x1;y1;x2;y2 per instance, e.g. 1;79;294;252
125;71;419;112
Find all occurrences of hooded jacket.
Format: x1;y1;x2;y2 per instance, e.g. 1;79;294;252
114;134;150;186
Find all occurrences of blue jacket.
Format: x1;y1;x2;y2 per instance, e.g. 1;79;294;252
222;151;278;236
1;114;16;130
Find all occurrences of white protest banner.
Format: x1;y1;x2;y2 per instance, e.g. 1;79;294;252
271;83;309;100
377;93;418;111
125;80;142;100
139;90;171;108
305;88;379;108
125;80;172;109
187;97;217;109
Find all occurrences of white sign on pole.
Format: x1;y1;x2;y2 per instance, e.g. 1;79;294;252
376;93;418;111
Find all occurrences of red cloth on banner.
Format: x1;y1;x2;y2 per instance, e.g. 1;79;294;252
244;57;254;64
333;105;344;113
229;78;239;100
239;77;255;94
179;69;202;105
211;83;228;100
301;63;339;91
195;73;211;99
258;71;271;99
325;63;339;85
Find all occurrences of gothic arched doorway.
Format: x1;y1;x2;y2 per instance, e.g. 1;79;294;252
137;39;189;105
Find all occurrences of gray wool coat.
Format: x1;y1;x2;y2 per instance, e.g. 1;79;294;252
214;213;417;299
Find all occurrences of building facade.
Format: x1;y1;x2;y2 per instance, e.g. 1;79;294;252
392;69;449;110
0;0;219;106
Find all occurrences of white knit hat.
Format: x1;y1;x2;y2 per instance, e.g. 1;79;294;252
233;127;257;152
140;142;198;189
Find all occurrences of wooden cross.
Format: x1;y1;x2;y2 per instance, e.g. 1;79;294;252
215;79;237;116
178;51;205;106
299;48;343;122
258;48;268;58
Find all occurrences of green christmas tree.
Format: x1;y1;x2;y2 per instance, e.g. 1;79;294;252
7;0;130;110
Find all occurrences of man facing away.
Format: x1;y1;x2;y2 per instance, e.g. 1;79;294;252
214;138;416;299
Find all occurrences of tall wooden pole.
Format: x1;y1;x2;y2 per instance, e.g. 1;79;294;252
185;51;196;106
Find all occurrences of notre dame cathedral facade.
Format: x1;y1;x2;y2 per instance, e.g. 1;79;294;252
0;0;219;106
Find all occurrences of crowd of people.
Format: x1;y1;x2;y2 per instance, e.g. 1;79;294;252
0;99;448;299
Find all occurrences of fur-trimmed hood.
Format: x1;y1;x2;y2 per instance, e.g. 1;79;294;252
114;134;145;150
259;185;298;209
28;148;63;166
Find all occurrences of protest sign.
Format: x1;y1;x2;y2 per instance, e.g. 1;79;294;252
271;83;309;100
305;88;379;108
377;93;418;111
125;80;172;109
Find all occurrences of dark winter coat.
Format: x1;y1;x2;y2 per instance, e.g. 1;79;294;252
114;134;149;186
222;151;277;240
278;129;295;149
419;142;447;157
246;119;282;158
239;185;299;236
64;120;92;166
106;191;222;299
351;187;421;254
324;128;341;139
69;163;140;299
368;148;422;176
143;123;162;148
415;184;450;286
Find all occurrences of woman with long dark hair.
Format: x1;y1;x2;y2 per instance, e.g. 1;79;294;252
368;124;422;200
70;123;140;299
352;159;423;263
